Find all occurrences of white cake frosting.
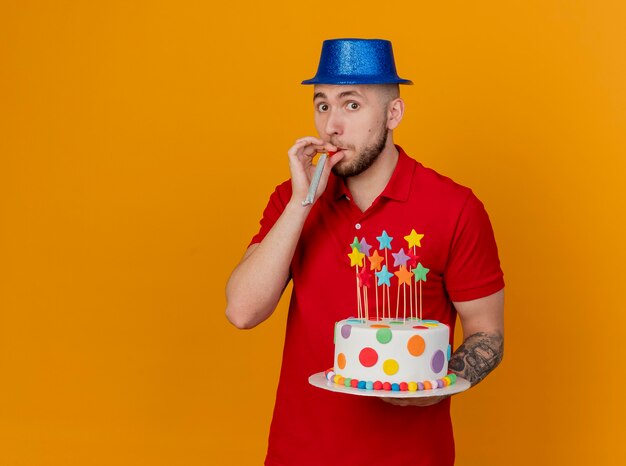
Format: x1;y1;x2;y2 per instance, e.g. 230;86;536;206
333;318;452;385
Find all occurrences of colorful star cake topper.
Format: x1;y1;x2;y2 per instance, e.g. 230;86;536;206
407;250;420;268
392;248;410;267
368;250;384;271
346;229;431;321
357;268;373;287
404;229;424;248
394;266;413;285
375;265;394;287
348;247;365;267
376;230;393;250
412;262;430;282
359;238;373;256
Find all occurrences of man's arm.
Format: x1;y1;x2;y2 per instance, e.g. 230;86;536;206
381;289;504;406
225;203;310;329
225;137;343;329
449;289;504;386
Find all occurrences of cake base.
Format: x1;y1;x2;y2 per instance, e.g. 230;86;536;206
308;372;471;398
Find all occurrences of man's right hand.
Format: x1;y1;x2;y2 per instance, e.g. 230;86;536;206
287;137;345;205
226;137;345;329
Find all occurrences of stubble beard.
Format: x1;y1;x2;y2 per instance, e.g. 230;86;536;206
331;123;389;178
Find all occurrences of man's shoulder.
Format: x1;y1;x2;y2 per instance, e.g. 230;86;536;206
407;156;475;206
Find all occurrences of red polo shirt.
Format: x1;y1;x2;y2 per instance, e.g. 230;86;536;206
250;146;504;466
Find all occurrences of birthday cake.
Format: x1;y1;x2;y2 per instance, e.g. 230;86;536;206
326;318;455;391
323;229;457;392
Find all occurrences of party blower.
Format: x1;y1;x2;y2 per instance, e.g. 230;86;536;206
302;150;337;206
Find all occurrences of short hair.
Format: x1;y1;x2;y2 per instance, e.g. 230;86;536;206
377;84;400;105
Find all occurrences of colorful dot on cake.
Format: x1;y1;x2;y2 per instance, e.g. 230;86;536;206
383;359;399;375
344;378;352;387
383;382;392;391
391;383;400;391
365;381;373;390
359;347;378;367
370;324;390;329
447;344;452;361
373;381;382;390
399;382;408;391
417;382;424;390
340;325;352;339
407;335;426;356
389;321;404;325
423;381;432;390
325;370;335;381
431;350;445;374
447;373;457;384
337;353;346;370
412;325;429;330
408;382;418;392
376;328;392;344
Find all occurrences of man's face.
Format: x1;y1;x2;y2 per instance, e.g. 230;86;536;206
313;84;392;177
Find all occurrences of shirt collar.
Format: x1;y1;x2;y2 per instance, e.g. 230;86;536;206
327;145;416;203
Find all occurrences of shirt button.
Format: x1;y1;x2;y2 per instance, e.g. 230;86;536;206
355;223;362;230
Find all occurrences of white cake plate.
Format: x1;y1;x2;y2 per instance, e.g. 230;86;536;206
309;372;471;398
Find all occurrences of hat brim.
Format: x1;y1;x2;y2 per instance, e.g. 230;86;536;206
301;76;413;85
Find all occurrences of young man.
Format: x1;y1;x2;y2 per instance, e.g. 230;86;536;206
226;39;504;466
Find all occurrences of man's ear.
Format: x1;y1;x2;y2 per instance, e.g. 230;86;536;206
387;98;405;130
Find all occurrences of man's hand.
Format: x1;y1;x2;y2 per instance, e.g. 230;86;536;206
379;290;505;406
379;395;449;407
287;137;345;205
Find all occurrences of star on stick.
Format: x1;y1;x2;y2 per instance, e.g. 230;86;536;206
357;268;373;287
368;250;384;271
376;230;393;250
348;247;365;267
407;250;420;268
394;266;413;285
412;262;430;282
350;237;362;252
392;248;410;267
404;230;424;248
359;238;373;257
375;265;394;287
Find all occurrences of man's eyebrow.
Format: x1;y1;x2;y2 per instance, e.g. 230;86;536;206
313;90;364;101
337;90;363;99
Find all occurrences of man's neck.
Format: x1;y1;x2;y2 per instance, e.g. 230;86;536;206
346;141;399;212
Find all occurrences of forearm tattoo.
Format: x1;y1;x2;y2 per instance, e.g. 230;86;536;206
449;332;504;386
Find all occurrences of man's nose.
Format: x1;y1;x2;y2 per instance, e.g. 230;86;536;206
323;109;344;136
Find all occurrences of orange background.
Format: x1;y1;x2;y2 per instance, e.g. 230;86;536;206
1;1;625;465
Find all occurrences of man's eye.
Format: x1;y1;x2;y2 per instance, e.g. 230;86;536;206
317;103;329;112
347;102;360;110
